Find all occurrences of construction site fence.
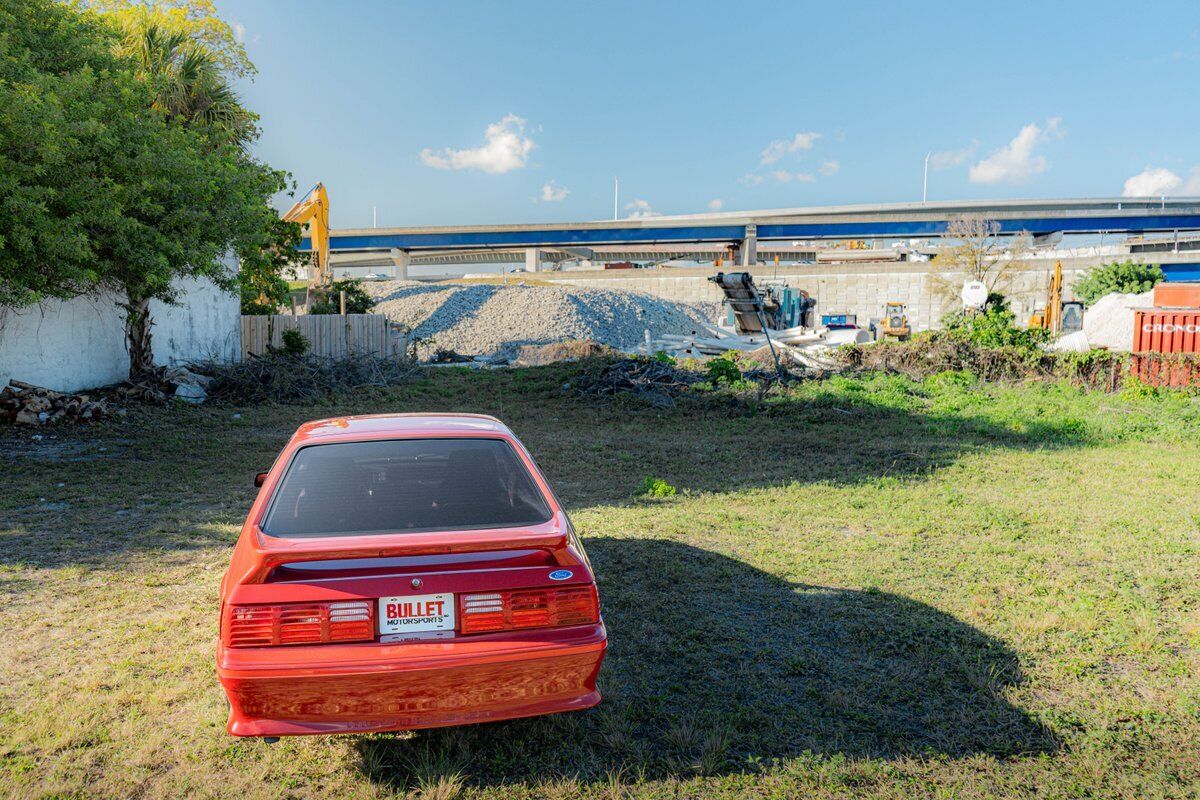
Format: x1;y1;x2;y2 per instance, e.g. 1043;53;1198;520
240;314;404;360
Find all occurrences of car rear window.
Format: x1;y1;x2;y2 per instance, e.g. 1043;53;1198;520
262;438;554;538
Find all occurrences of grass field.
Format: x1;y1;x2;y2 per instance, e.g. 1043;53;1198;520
2;365;1199;799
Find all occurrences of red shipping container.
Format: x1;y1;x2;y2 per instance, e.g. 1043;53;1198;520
1153;282;1200;308
1132;309;1200;354
1130;354;1200;388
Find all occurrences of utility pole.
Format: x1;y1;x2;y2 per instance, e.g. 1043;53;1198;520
922;152;930;203
613;177;619;220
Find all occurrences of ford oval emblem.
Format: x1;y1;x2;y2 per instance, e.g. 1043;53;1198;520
548;569;573;581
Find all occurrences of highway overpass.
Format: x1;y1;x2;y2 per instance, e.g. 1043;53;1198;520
300;197;1200;276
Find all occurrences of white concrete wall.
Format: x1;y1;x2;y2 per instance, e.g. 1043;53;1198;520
0;277;240;392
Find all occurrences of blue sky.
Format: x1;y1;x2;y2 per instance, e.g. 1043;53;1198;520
214;0;1200;228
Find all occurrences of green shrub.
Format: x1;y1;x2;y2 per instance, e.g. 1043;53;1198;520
309;279;374;315
939;305;1050;350
1073;260;1164;306
637;476;677;498
273;328;309;356
705;353;741;385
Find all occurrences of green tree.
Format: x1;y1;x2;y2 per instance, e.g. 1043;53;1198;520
239;217;301;315
104;11;256;147
0;0;289;378
91;1;302;321
91;102;287;377
85;0;255;78
0;0;128;306
1073;260;1164;306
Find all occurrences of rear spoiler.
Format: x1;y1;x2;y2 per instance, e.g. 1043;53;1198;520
234;524;573;584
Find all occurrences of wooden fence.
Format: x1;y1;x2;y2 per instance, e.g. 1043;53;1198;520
241;314;400;359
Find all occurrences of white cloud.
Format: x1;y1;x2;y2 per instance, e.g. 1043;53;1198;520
624;199;660;219
818;159;840;177
770;170;815;184
929;141;978;170
1176;168;1200;193
1123;166;1200;196
739;173;765;186
1123;167;1181;196
968;118;1062;184
420;114;535;174
760;131;821;165
707;199;724;211
232;22;246;43
539;180;569;202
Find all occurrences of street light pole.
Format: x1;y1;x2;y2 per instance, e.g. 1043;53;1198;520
922;152;930;203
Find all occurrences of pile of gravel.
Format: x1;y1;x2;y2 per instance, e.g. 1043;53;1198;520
364;280;716;360
1082;290;1153;352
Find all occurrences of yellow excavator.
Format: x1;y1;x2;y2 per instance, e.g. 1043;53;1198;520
282;182;331;290
1027;261;1085;335
1027;261;1063;332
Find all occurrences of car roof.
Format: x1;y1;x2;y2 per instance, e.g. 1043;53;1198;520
292;413;513;444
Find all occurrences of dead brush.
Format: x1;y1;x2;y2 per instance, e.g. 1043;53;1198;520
199;354;416;405
566;357;786;409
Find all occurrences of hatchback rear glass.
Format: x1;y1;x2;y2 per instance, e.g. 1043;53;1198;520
262;438;553;538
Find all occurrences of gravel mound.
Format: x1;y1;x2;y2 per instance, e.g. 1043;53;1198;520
364;279;716;360
1082;290;1153;351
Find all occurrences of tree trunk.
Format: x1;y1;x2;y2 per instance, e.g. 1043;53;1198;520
122;291;155;381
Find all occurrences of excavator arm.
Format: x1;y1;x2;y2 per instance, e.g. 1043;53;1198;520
282;183;331;288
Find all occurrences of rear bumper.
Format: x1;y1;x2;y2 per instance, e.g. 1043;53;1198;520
216;623;606;737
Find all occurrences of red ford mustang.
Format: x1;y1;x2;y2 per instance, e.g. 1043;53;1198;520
215;413;607;738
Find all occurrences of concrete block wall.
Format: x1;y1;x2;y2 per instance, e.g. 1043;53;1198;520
545;261;1086;329
0;276;240;392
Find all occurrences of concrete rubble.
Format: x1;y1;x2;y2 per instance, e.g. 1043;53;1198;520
162;366;213;404
640;322;869;372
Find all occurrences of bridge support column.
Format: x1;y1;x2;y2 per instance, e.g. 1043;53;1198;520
524;247;543;273
738;224;758;266
389;248;410;280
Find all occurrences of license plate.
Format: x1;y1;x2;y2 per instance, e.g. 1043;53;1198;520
378;593;455;636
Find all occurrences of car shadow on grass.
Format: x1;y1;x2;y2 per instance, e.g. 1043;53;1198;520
356;537;1058;791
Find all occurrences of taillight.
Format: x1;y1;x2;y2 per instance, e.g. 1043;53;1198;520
459;585;599;634
224;600;373;647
